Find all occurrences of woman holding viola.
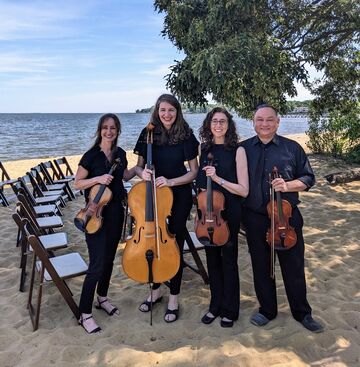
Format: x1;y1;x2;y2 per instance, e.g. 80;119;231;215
74;113;135;334
196;107;248;328
134;94;199;323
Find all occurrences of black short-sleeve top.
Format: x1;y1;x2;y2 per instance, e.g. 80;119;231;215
197;143;241;199
134;128;199;179
79;145;128;203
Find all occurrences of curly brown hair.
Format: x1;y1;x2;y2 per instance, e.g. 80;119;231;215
150;94;192;145
199;107;239;152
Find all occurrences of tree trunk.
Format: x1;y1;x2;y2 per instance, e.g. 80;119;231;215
324;169;360;184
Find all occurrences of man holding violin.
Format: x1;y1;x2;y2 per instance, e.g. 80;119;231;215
241;104;324;333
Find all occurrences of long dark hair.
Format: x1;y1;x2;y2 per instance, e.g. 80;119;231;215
150;94;192;145
199;107;239;152
92;113;121;163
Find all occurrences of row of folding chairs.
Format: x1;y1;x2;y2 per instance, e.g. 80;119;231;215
12;190;88;331
0;157;82;207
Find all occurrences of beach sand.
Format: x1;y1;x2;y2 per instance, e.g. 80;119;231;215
0;133;359;367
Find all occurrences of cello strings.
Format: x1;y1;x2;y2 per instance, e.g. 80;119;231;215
152;166;161;260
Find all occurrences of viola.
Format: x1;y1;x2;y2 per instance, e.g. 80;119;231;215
195;152;230;246
266;166;297;277
122;123;180;284
74;159;119;234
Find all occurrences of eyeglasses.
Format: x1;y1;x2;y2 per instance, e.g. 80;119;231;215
210;119;227;126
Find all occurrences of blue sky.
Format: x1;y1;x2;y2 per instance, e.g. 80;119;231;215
0;0;313;113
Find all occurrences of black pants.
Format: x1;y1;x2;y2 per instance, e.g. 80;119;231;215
79;202;124;314
243;207;312;322
152;185;193;295
205;227;240;320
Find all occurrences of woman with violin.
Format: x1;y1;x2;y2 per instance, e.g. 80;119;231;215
133;94;199;323
241;104;324;333
74;113;135;333
196;107;249;328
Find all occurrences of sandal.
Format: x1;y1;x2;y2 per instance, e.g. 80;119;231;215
94;297;119;316
164;307;179;323
79;315;101;334
138;296;163;313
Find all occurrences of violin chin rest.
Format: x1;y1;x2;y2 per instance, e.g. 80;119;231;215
74;217;85;232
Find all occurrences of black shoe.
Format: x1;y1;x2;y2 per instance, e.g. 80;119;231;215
250;312;270;327
164;307;179;323
201;312;218;325
220;318;234;328
300;314;324;333
138;296;163;313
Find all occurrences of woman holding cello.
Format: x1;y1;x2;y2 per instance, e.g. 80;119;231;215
74;113;135;333
133;94;199;323
196;107;248;327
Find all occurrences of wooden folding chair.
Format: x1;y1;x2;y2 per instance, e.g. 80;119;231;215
40;161;79;199
27;234;87;331
120;181;132;243
26;171;68;204
0;161;18;206
18;175;64;212
12;212;68;292
16;200;63;235
31;165;69;195
53;157;75;180
183;230;209;284
17;187;59;216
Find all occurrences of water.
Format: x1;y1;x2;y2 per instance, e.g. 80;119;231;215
0;113;308;161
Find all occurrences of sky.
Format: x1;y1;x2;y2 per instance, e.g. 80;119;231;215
0;0;314;113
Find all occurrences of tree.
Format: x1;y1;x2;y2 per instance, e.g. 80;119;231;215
154;0;359;118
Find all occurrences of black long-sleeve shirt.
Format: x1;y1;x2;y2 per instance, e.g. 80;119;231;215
241;134;315;214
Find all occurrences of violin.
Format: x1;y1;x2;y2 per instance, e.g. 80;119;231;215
74;159;120;234
266;166;297;277
122;123;180;285
195;153;230;246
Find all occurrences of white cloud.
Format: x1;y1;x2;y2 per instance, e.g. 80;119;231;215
0;1;89;40
0;53;57;73
141;64;171;77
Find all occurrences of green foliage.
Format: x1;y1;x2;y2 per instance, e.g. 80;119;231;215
154;0;359;119
307;102;360;161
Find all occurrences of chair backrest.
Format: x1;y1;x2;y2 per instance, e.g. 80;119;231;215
18;176;36;204
31;166;48;190
16;200;43;235
12;211;29;246
53;157;74;179
40;161;58;183
0;161;11;182
26;171;44;197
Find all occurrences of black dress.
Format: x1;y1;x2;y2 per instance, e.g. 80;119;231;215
78;145;127;314
134;128;199;295
196;143;242;320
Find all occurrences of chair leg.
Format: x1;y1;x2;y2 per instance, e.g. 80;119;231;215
183;230;209;284
34;269;44;331
19;240;28;292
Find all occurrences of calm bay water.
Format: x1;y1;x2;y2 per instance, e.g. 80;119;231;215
0;113;308;162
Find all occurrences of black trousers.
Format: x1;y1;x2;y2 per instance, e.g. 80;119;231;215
152;185;193;295
205;227;240;320
79;201;124;314
243;207;312;322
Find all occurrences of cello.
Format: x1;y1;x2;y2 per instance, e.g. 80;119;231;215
74;159;120;234
266;166;297;278
122;123;180;285
195;153;230;246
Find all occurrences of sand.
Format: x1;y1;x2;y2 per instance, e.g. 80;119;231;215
0;133;359;367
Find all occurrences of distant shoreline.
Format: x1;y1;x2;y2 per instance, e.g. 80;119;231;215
3;133;310;179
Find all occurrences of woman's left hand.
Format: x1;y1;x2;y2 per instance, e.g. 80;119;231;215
155;176;171;187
